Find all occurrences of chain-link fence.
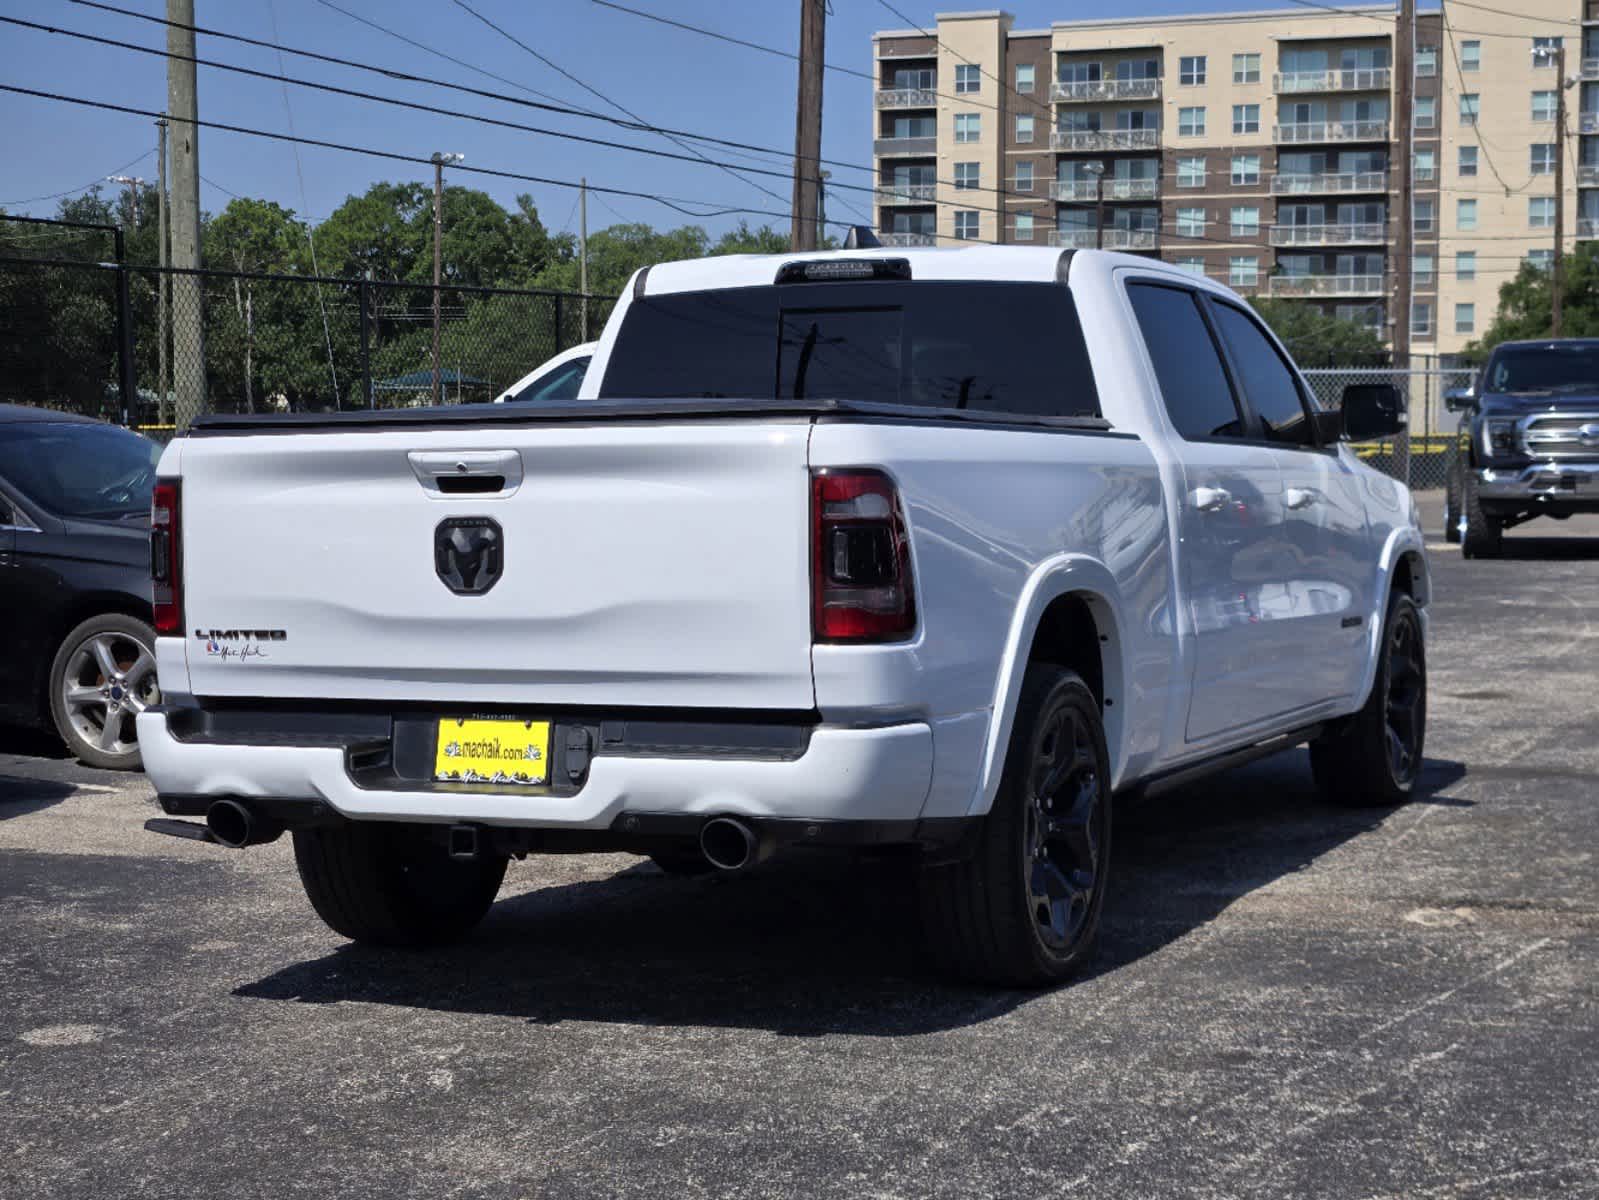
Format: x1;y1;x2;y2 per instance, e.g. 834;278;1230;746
0;249;613;439
1303;365;1475;492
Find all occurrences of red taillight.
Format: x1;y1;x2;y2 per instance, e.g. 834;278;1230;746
151;480;182;636
811;469;916;643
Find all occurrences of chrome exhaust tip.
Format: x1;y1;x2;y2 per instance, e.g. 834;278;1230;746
699;817;768;872
204;799;282;848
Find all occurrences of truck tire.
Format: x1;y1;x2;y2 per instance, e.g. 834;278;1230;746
48;612;159;772
919;665;1111;987
292;824;507;946
1310;591;1426;807
1459;469;1501;559
1443;460;1462;545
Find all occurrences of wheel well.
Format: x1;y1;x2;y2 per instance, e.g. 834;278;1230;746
1027;592;1105;705
1392;551;1426;606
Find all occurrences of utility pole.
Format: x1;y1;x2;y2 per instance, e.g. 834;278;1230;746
1392;0;1414;375
430;151;463;407
816;169;831;248
579;177;588;340
1552;43;1567;336
167;0;205;429
108;175;146;227
790;0;825;251
156;117;169;426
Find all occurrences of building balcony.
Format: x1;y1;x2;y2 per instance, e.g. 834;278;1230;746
1270;170;1387;195
1581;112;1599;135
1272;68;1392;94
1050;78;1160;103
879;231;937;246
1578;217;1599;239
1105;177;1159;200
873;135;936;157
1266;274;1386;298
1268;222;1386;246
1579;164;1599;187
1050;128;1161;152
1053;180;1100;202
1581;57;1599;81
876;183;936;205
1048;228;1159;250
1273;120;1390;144
875;86;938;108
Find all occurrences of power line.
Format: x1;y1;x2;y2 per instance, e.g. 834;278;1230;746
0;83;838;229
1438;0;1529;195
590;0;874;81
1;149;153;207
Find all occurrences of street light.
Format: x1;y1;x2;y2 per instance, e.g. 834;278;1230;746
1082;160;1106;250
428;152;465;406
107;174;147;227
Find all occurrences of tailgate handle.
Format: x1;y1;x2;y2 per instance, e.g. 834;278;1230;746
408;450;522;499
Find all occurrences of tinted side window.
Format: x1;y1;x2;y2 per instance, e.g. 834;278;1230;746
1127;283;1243;439
516;358;588;404
1210;302;1315;446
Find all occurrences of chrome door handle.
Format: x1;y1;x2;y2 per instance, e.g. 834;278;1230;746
1285;487;1320;510
1191;486;1232;513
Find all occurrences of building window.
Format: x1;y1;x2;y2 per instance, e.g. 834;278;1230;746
1178;107;1206;137
1459;146;1478;177
1456;251;1476;281
1177;207;1206;237
1415;97;1435;129
1455;303;1475;335
1532;36;1562;65
1412;302;1433;337
1178;156;1207;187
954;210;980;239
1180;55;1207;85
1229;256;1259;287
1014;212;1034;241
954;162;979;190
1458;198;1478;231
1230;206;1260;237
1459;94;1479;125
1414;254;1435;286
1530;196;1557;228
1014;114;1034;144
1233;53;1260;84
1414;148;1435;181
1531;143;1557;175
1416;46;1437;77
1533;91;1556;122
1015;63;1035;94
1231;154;1261;185
1013;161;1034;192
955;113;980;143
1232;104;1260;135
955;64;980;94
1461;41;1480;72
1176;256;1206;276
1527;249;1554;270
1415;198;1436;233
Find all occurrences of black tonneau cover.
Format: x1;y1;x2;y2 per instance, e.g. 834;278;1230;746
186;398;1117;437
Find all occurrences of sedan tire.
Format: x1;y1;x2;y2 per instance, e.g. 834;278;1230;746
47;613;159;771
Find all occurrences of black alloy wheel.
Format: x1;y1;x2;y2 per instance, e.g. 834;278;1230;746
1024;702;1104;953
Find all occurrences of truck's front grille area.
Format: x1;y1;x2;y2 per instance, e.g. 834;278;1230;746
1521;412;1599;459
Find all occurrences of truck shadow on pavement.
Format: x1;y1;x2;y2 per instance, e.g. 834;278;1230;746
0;775;79;819
1493;533;1599;560
235;752;1469;1037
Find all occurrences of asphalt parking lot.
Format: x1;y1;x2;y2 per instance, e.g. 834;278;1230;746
2;493;1596;1200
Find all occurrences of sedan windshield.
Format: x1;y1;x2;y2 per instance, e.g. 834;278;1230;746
0;422;160;519
1484;344;1599;394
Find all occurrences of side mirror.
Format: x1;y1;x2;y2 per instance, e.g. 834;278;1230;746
1341;382;1406;440
1443;386;1475;412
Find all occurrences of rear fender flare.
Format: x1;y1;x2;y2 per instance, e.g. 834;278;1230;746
1353;527;1430;710
968;554;1129;817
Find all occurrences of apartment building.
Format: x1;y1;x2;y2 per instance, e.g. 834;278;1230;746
872;1;1586;359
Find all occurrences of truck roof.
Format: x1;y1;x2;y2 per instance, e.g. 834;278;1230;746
637;246;1203;296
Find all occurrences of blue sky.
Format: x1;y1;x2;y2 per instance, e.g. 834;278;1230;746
0;0;1400;239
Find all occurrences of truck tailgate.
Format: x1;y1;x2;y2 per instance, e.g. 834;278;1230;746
172;421;816;710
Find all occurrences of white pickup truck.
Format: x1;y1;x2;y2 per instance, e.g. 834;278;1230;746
140;247;1428;986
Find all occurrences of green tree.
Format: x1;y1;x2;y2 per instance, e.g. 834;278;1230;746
1469;243;1599;357
1248;297;1387;366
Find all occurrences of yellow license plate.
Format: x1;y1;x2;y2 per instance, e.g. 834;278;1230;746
434;718;551;785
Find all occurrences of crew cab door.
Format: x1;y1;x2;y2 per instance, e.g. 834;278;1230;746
1204;297;1371;704
1125;281;1299;741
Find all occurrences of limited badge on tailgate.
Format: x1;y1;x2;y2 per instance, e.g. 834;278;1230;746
435;718;551;785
